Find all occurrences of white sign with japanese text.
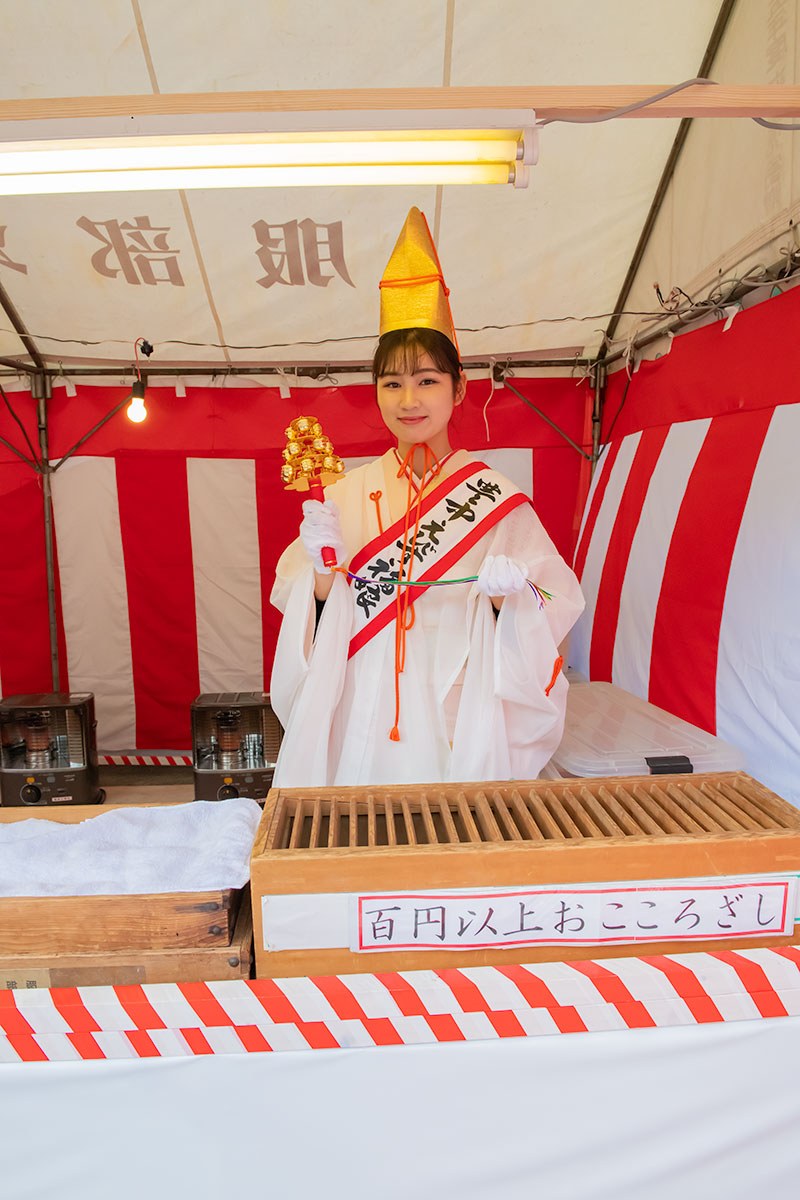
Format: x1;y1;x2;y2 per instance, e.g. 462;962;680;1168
260;874;799;953
353;878;797;952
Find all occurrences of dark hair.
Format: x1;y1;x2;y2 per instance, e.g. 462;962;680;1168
372;327;461;385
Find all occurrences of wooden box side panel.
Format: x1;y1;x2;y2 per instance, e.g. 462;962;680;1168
250;832;800;903
0;892;253;988
0;888;239;954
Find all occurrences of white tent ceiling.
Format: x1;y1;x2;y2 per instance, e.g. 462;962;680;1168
0;0;794;375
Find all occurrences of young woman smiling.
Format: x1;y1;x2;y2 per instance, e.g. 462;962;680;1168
269;210;583;787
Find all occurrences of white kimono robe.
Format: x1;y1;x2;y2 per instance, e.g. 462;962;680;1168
270;449;584;786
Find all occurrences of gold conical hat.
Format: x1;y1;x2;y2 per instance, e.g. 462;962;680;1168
379;207;457;350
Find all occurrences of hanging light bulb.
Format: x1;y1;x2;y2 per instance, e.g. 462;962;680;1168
125;340;153;423
126;379;147;423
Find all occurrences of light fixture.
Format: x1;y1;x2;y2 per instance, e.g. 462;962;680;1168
0;117;537;194
125;338;152;423
48;338;153;472
126;379;147;424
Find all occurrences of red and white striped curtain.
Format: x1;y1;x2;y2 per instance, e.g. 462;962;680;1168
0;377;590;753
571;286;800;806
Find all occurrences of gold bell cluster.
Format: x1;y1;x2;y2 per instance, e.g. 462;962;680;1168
281;416;344;491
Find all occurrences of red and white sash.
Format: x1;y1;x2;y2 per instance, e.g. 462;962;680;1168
347;461;529;659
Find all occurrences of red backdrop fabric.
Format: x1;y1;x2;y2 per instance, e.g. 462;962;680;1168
572;284;800;804
0;375;590;750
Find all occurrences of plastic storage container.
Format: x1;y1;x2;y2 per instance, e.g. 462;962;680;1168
549;681;746;778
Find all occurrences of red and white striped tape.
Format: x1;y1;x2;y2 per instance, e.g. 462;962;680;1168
1;946;799;1063
99;754;192;767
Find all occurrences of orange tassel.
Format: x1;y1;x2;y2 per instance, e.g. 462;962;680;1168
389;444;435;740
545;655;564;697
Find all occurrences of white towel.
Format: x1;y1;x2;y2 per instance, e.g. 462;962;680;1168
0;798;262;897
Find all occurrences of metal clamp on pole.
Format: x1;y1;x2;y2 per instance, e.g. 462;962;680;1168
591;362;607;472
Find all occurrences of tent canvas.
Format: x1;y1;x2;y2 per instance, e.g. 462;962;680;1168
0;0;798;804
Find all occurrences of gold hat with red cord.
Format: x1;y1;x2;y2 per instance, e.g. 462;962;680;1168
378;206;459;354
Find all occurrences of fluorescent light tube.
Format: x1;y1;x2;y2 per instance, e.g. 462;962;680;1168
0;129;531;193
0;162;516;193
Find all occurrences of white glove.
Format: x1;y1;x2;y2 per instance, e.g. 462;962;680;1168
299;499;346;573
475;554;529;597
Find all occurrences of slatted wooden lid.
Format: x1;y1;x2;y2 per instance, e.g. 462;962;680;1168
262;772;800;852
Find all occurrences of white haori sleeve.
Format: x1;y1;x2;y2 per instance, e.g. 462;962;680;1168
270;545;352;787
449;592;513;781
494;590;569;776
269;461;381;786
490;501;586;647
269;547;316;720
450;503;584;781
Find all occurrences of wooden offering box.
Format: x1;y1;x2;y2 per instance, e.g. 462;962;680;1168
0;804;252;987
251;773;800;978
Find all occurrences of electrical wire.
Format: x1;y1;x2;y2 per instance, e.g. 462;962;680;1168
537;78;718;126
595;369;634;462
0;312;692;352
0;303;756;357
538;79;800;134
752;117;800;131
1;248;798;362
603;251;800;357
134;337;146;379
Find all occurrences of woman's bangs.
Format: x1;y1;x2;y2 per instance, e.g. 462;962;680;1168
374;328;457;380
380;339;424;377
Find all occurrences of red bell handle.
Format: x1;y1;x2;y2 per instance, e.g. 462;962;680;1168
308;479;337;569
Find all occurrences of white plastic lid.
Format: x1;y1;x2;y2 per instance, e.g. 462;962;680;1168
551;682;746;777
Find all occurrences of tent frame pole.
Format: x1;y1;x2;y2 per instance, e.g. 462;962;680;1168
0;278;44;371
0;358;593;379
51;391;136;472
590;363;606;473
503;379;592;461
31;373;60;692
602;0;737;353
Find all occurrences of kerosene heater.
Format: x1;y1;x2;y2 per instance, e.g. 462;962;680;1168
191;692;283;802
0;693;104;806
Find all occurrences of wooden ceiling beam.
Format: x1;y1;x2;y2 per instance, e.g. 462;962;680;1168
0;85;798;123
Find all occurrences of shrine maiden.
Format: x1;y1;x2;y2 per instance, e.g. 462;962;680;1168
270;208;584;786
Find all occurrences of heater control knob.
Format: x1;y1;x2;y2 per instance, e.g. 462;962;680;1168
20;784;42;805
217;784;239;801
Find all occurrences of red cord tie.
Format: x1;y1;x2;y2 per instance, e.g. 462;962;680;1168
379;273;450;296
369;490;384;534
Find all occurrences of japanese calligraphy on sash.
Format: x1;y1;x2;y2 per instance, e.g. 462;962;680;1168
347;461;529;659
